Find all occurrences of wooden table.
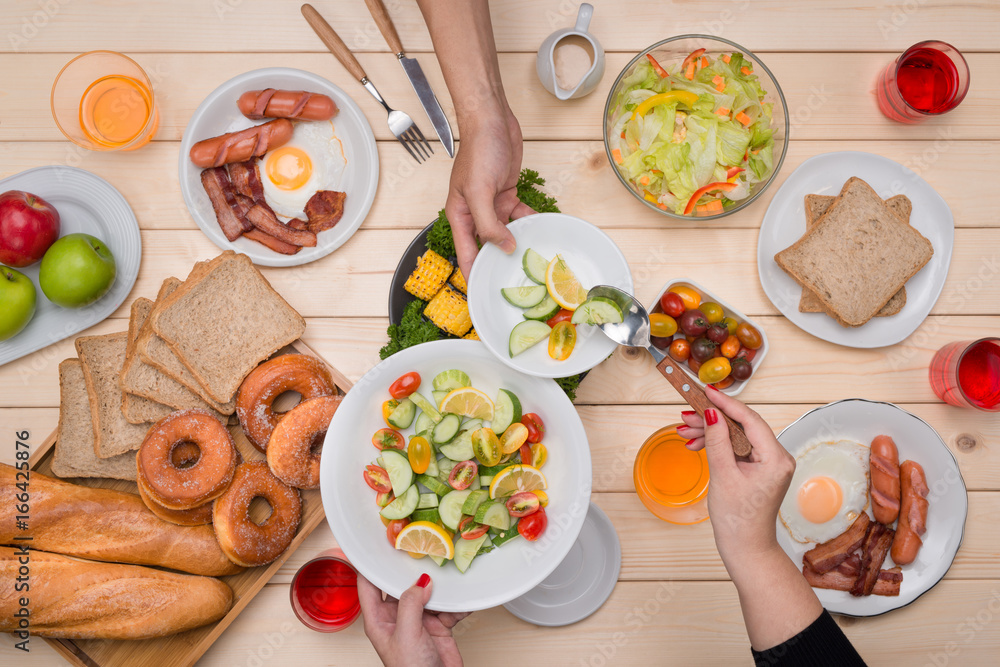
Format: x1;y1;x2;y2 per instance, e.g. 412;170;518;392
2;1;998;664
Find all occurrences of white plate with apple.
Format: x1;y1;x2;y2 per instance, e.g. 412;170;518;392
0;166;140;366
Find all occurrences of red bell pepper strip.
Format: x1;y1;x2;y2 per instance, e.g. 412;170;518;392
683;181;738;216
646;53;669;78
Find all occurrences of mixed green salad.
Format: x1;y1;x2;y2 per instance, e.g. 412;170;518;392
608;49;776;216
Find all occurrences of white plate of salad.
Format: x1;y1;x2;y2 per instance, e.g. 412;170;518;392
319;339;592;613
604;36;788;218
467;213;634;379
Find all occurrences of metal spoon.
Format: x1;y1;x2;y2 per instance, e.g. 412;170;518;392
588;285;753;457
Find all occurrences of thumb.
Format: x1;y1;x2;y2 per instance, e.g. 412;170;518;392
468;188;515;255
395;574;432;638
702;407;737;476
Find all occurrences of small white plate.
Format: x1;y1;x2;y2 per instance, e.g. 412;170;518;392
0;166;141;366
178;67;378;267
467;213;633;378
320;339;592;613
503;502;621;626
757;151;954;348
775;399;968;617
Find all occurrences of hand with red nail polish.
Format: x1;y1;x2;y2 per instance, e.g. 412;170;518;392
358;573;470;667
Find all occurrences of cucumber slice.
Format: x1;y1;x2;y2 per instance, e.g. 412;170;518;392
380;484;418;520
571;296;624;326
432;390;448;408
438;489;473;531
491;389;522;434
489;523;521;547
479;461;515;477
480;475;493;487
522;295;560;321
509;320;551;357
429;554;447;567
424;455;439;478
432;414;462;444
438;429;474;461
454;533;488;573
417;493;439;509
432;369;471;392
414;411;435;435
474;499;511;530
461;489;489;515
522;248;549;284
417;473;451;496
409;392;442;423
386;398;415;429
462;418;484;432
380;449;414;497
436;458;460;484
412;508;441;524
501;285;547;308
469;475;481;491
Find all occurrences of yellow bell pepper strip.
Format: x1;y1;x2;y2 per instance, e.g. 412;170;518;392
735;110;753;126
631;90;700;120
726;166;744;179
643;189;658;203
646;53;669;78
683;181;738;216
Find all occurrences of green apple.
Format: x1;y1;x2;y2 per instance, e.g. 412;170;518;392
39;233;116;308
0;266;37;341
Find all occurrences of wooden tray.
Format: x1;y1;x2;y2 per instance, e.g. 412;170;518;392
27;339;349;667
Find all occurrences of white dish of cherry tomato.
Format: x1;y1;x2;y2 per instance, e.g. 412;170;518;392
649;279;768;397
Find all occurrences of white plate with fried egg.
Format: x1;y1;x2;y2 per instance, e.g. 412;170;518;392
775;399;967;617
179;67;378;266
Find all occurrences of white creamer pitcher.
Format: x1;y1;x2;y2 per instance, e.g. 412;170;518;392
536;4;605;100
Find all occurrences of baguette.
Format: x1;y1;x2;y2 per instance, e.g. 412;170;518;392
0;547;232;639
0;465;241;576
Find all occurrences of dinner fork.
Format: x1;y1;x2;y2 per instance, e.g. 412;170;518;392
302;4;433;163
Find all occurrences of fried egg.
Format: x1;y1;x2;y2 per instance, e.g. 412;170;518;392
260;120;346;219
779;439;870;544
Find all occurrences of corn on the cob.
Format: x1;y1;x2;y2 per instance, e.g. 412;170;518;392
463;329;480;341
404;250;453;300
424;285;472;337
448;267;467;294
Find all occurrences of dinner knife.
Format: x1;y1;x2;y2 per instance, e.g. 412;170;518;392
363;0;455;157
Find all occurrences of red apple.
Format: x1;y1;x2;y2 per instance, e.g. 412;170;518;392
0;190;61;268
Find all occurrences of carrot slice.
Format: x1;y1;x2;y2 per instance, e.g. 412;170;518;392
735;111;752;126
612;148;623;164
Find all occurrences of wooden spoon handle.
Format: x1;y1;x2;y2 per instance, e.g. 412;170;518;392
363;0;405;55
655;355;753;457
302;4;367;82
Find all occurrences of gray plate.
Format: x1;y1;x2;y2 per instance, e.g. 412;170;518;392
503;502;621;626
0;166;141;366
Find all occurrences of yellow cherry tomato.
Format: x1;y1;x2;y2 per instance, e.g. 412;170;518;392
649;312;678;338
529;443;548;468
721;316;739;335
407;435;432;474
700;302;725;324
548;321;577;361
668;286;702;310
698;357;732;384
500;423;529;454
533;490;550;507
381;399;399;427
472;428;502;467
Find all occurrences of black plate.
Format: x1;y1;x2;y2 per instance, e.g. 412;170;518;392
388;222;437;326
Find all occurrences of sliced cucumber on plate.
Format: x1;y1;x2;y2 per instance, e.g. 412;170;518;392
380;449;413;497
432;369;471;392
492;388;522;434
438;489;474;531
522;294;560;321
501;285;547;308
454;533;488;573
508;320;551;357
571;296;624;325
522;248;549;284
380;484;418;520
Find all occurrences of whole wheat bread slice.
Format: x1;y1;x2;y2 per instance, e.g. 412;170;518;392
75;333;152;458
775;178;933;327
121;298;175;424
121;295;229;422
135;276;237;415
51;359;138;481
151;252;305;403
799;193;912;317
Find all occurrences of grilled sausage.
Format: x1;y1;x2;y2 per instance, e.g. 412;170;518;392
890;460;928;566
238;89;337;121
189;119;293;168
869;435;901;525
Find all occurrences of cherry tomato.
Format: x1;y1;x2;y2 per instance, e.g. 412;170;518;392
407;435;432;474
722;316;739;335
669;338;691;362
376;491;394;507
660;292;685;318
386;518;410;547
736;322;763;349
731;357;753;382
381;399;398;427
700;302;724;324
517;506;548;541
499;422;529;454
649;313;678;338
698;357;732;384
529;443;548;468
459;515;489;540
720;335;741;358
408;551;426;559
546;309;573;327
449;460;479;490
679;309;709;337
712;376;735;390
364;464;392;493
688;357;703;374
735;346;757;363
533;490;549;507
506;491;541;517
651;335;672;350
548;321;577;361
521;413;546;443
706;323;729;344
669;286;702;310
690;337;718;363
519;443;533;467
389;372;421;399
472;428;501;467
381;515;390;527
372;428;405;450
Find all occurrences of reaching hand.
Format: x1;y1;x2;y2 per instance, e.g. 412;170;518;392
358;574;469;667
446;108;535;278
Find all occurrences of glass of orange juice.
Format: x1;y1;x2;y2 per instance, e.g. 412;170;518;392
51;50;159;151
633;424;710;525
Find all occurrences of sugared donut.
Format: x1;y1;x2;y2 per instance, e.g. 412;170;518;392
266;395;341;489
136;472;214;526
236;354;336;452
212;461;302;567
137;410;237;511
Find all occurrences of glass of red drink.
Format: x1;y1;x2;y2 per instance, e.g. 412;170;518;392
290;548;361;632
929;338;1000;412
876;41;969;123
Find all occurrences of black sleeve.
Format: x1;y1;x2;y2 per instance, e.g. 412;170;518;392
751;609;867;667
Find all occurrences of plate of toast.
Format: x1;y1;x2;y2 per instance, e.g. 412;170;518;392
757;152;954;348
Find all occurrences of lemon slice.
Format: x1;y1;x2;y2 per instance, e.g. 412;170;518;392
395;521;455;559
545;255;588;310
489;464;547;499
438;387;494;421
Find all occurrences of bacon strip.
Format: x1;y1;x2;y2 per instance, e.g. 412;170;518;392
304;190;346;232
802;513;871;574
243;229;301;255
246;204;317;247
803;564;901;597
200;168;251;241
851;522;895;597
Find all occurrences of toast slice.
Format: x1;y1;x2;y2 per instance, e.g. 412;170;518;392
775;178;933;328
799;194;912;317
135;277;237;415
121;298;175;424
151;252;305;403
52;359;138;481
121;295;229;422
75;333;152;458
